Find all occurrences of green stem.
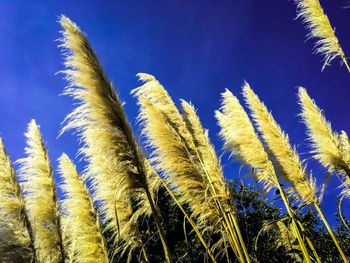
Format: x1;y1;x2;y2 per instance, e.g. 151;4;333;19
228;212;250;263
221;214;246;263
190;145;249;263
276;182;312;263
51;174;65;262
297;221;322;263
314;203;348;263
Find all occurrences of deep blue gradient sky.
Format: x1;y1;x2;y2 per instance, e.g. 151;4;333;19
0;0;349;225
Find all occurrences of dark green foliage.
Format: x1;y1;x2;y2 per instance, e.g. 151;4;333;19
108;180;350;262
295;207;350;263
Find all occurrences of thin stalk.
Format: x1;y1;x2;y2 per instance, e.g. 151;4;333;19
306;238;321;263
314;203;348;263
113;198;149;263
144;187;172;263
297;221;322;263
223;242;232;263
220;211;246;263
277;183;312;263
338;197;350;231
220;217;242;261
56;211;65;262
155;171;217;263
17;178;36;262
228;212;250;263
192;146;250;263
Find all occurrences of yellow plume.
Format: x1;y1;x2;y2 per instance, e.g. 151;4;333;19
215;88;277;191
338;131;350;197
295;0;350;71
301;88;350;200
59;16;168;262
181;100;230;207
58;154;108;263
17;120;63;263
0;137;33;262
136;97;217;228
133;73;194;145
243;84;317;205
133;75;232;213
297;88;349;263
298;87;350;177
133;75;217;225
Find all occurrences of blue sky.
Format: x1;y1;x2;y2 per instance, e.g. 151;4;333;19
0;0;349;225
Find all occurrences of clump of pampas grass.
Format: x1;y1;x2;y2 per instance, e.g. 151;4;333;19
133;74;250;263
215;86;316;263
242;85;348;263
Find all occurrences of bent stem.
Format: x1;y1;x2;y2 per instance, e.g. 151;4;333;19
314;203;349;263
154;170;217;263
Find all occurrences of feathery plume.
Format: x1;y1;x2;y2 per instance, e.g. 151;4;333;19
59;16;168;262
338;131;350;198
298;87;350;176
133;75;250;262
17;120;63;263
181;100;230;208
181;99;252;262
298;87;350;200
243;84;317;205
133;74;231;212
58;154;108;263
136;97;218;228
133;74;218;225
0;137;33;262
215;88;277;191
295;0;350;71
